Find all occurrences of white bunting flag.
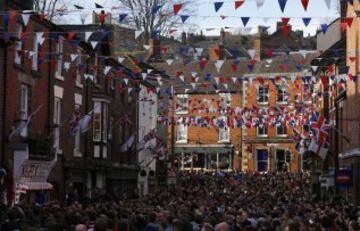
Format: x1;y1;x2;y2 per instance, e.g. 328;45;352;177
124;78;129;85
266;59;273;64
21;14;31;26
29;51;35;57
324;0;331;9
104;66;112;75
256;0;266;9
166;59;174;65
36;32;45;45
299;50;307;59
84;74;94;81
195;48;204;56
248;49;256;59
70;54;78;62
142;73;147;80
156;88;160;94
232;77;237;83
215;60;225;73
135;30;143;39
311;66;319;72
144;45;150;50
128;88;133;94
147;69;153;74
179;75;185;82
90;42;98;49
118;57;125;63
191;72;198;77
85;32;93;42
191;83;196;89
214;77;220;85
223;83;228;89
64;62;71;72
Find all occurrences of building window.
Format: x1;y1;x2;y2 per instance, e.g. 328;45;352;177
218;116;230;142
93;102;102;141
276;124;287;137
219;93;231;112
176;94;188;115
55;39;63;77
93;101;109;159
257;125;267;137
257;149;269;172
53;97;62;152
15;23;23;65
20;84;29;137
257;85;269;105
76;48;83;87
276;85;288;104
303;83;315;103
32;33;40;71
176;123;187;143
74;105;81;157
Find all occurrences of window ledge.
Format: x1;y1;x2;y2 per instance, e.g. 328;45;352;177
176;111;188;115
257;102;269;106
276;102;288;105
55;74;64;81
276;135;288;138
218;140;230;144
257;135;268;138
176;140;188;144
76;82;84;89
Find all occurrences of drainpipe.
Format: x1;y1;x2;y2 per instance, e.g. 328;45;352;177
1;1;9;166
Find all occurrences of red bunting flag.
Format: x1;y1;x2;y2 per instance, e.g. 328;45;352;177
281;25;290;37
301;0;309;11
214;48;220;58
235;0;245;9
282;17;290;26
345;17;353;28
38;14;47;21
68;31;76;40
266;49;273;58
99;13;107;23
173;4;183;15
169;29;177;34
340;22;347;33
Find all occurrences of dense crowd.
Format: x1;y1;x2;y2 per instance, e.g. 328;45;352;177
1;171;360;231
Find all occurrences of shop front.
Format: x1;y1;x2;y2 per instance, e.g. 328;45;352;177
174;144;233;171
13;146;57;204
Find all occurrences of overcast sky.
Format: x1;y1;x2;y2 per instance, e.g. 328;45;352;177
60;0;339;37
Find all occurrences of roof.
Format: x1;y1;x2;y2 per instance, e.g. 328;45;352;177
152;52;317;94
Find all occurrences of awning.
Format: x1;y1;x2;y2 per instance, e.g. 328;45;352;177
17;182;53;191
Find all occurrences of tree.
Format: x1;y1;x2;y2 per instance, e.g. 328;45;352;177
118;0;195;43
33;0;67;21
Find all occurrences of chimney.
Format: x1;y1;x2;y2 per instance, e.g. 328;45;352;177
92;11;112;24
220;28;226;46
254;26;262;61
181;32;187;45
149;38;161;61
187;33;194;45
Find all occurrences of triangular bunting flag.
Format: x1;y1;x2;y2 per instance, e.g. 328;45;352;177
241;17;250;27
21;14;31;26
215;60;225;73
95;3;103;8
166;59;174;65
135;30;143;39
256;0;266;8
320;24;328;34
118;57;125;63
64;62;71;71
173;4;183;15
85;32;93;42
301;0;309;11
302;17;311;27
90;42;98;49
180;15;190;23
119;14;127;22
152;5;162;15
144;45;150;50
70;54;78;62
104;66;112;75
214;2;224;12
278;0;287;12
248;49;256;59
235;0;245;9
142;73;147;80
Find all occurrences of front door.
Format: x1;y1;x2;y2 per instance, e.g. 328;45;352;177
257;149;269;172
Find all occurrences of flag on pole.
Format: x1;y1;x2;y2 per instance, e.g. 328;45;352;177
8;105;43;141
120;135;135;152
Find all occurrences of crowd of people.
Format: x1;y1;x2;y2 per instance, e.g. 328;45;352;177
0;171;360;231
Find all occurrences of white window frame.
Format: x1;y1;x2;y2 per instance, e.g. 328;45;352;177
53;97;62;153
276;124;287;137
20;84;29;137
55;38;64;80
218;116;230;143
276;85;288;104
93;101;102;142
257;85;269;105
73;104;82;157
303;83;315;104
75;48;83;88
219;93;231;112
102;103;108;143
15;23;23;65
176;94;189;115
257;125;268;137
176;123;188;143
32;33;39;71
